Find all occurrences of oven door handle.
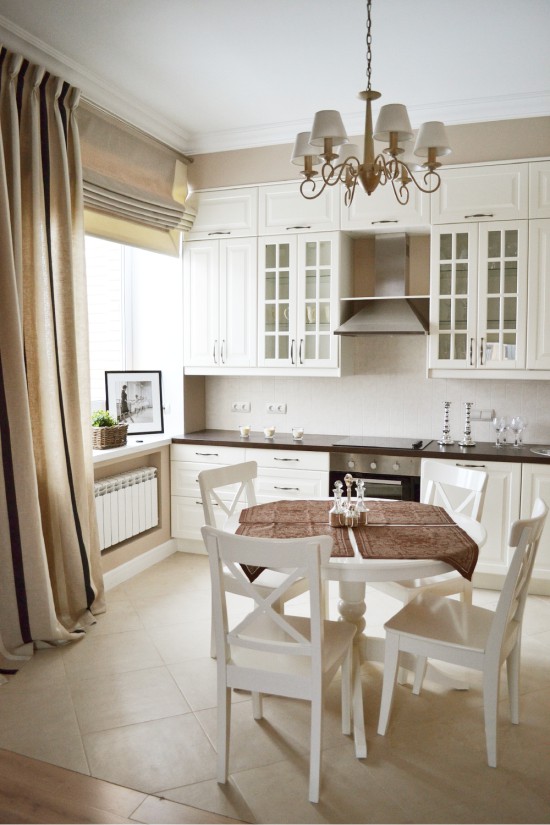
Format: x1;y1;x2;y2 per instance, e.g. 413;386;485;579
362;478;403;486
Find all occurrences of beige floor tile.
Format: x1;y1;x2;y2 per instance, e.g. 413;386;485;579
4;646;67;691
0;678;89;774
168;658;250;711
131;793;248;824
60;628;164;681
162;777;256;824
88;596;144;635
147;619;212;664
82;714;217;795
131;590;212;628
69;665;191;733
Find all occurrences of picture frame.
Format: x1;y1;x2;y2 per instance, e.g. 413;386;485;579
105;371;164;435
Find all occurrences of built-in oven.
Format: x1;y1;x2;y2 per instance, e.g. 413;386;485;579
329;452;422;502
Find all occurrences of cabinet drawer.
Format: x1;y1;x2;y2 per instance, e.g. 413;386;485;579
171;461;242;500
245;448;329;472
431;163;528;224
255;467;329;501
171;496;228;540
171;444;246;464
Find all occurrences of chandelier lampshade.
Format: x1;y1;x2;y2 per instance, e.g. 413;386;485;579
414;121;452;159
373;104;413;144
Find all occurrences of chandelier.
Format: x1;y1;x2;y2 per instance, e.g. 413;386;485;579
291;0;451;207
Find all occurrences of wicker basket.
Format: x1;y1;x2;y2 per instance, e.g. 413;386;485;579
92;422;128;450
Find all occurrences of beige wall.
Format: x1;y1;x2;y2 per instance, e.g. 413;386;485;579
188;116;550;191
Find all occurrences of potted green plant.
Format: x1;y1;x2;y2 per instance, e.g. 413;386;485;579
91;409;128;450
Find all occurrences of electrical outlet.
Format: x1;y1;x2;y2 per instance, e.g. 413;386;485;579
231;401;251;413
470;408;495;421
266;402;287;414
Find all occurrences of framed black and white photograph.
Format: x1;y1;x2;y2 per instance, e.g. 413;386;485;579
105;371;164;435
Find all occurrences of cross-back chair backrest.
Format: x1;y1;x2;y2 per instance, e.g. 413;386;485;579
487;497;548;657
422;459;488;521
198;461;258;528
202;525;332;670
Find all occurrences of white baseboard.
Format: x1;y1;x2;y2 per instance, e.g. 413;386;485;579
103;539;178;590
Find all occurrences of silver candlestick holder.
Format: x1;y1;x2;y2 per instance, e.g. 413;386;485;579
458;401;476;447
438;401;454;445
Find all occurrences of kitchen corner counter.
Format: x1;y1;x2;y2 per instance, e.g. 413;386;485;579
171;430;550;464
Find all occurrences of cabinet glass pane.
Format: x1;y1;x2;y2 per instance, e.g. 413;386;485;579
504;297;517;329
265;305;275;331
279;272;289;300
504;262;517;293
305;303;316;329
265;245;276;269
319;270;331;298
319;302;330;329
279;244;290;268
455;334;467;361
438;334;450;359
305;335;316;360
278;304;289;330
487;231;501;258
265;272;276;301
487;297;500;329
439;263;452;295
439;298;451;330
318;335;330;359
456;263;468;294
505;230;518;257
487;261;501;294
455;298;468;330
305;272;316;300
265;337;275;359
319;242;331;266
305;243;317;267
456;233;469;259
440;234;452;260
279;336;289;359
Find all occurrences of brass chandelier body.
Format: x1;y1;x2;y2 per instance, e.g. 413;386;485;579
292;0;451;207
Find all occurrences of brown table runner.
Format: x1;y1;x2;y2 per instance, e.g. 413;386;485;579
236;499;479;582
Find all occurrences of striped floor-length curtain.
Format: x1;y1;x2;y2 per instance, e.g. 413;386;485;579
0;47;105;683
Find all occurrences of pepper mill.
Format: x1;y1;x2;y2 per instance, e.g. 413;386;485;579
438;400;454;446
458;401;476;447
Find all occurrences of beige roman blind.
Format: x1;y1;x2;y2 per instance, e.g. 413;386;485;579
79;100;195;254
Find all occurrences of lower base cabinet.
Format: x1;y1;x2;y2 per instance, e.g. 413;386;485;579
520;463;550;580
171;444;329;542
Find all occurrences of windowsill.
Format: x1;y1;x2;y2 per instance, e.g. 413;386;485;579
93;433;172;465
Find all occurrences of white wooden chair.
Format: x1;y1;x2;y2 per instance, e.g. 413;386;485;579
198;461;310;657
369;460;488;689
377;498;548;768
202;525;362;803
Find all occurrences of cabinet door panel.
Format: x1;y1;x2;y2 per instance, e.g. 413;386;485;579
258;236;297;367
259;183;338;234
187;188;258;239
296;233;339;368
529;161;550;219
431;164;528;223
220;239;257;367
520;464;550;577
526;220;550;369
341;183;430;231
183;241;219;366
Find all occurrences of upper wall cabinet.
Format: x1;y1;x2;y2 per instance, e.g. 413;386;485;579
258;182;339;235
529;161;550;219
431;163;529;224
186;187;258;240
340;181;430;233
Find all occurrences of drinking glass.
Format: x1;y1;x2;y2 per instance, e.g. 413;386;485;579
509;416;525;448
492;416;508;447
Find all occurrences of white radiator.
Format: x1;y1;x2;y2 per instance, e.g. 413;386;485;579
94;466;158;550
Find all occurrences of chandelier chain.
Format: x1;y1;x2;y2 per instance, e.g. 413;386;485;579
366;0;372;90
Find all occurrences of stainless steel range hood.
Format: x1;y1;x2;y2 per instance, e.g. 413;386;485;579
335;233;429;335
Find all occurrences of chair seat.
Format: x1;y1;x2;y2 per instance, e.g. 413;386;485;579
229;614;356;682
386;592;512;655
371;571;467;602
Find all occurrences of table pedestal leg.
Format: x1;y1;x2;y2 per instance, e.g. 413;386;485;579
338;581;367;758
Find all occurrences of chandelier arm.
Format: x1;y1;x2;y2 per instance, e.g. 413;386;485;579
401;165;442;195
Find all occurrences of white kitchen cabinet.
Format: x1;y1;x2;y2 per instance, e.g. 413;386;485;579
529;160;550;219
186;187;258;240
520;463;550;582
431;163;529;224
258;182;339;235
246;448;329;502
257;231;351;373
429;221;528;371
526;220;550;369
422;457;521;577
340;181;430;233
183;237;257;369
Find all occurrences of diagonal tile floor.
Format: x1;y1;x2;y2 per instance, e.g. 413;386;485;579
1;551;549;824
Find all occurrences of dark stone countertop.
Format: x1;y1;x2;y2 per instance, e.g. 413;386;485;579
171;430;550;464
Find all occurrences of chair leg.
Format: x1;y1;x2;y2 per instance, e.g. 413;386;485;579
217;684;231;783
483;666;500;768
210;620;217;659
506;640;521;725
341;648;352;736
412;656;428;695
378;631;400;736
461;580;473;606
309;695;323;803
252;691;263;720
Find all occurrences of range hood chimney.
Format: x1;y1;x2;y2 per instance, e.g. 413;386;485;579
334;233;429;335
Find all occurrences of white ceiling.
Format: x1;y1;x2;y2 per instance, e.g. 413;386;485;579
1;0;549;155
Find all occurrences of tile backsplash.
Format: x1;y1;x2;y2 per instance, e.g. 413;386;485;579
204;337;550;444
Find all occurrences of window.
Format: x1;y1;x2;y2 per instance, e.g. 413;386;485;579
85;236;183;430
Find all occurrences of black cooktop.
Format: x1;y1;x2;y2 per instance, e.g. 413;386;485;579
333;437;433;451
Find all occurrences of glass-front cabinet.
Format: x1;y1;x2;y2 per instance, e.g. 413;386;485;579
258;232;342;370
429;221;527;371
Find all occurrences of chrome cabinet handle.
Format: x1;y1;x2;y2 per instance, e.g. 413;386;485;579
299;338;304;364
464;213;494;219
456;463;486;468
196;451;219;456
480;337;485;366
291;338;295;365
469;337;474;366
371;219;398;225
274;457;299;462
207;231;231;236
286;225;311;230
274;486;300;491
213;340;218;364
221;339;225;364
